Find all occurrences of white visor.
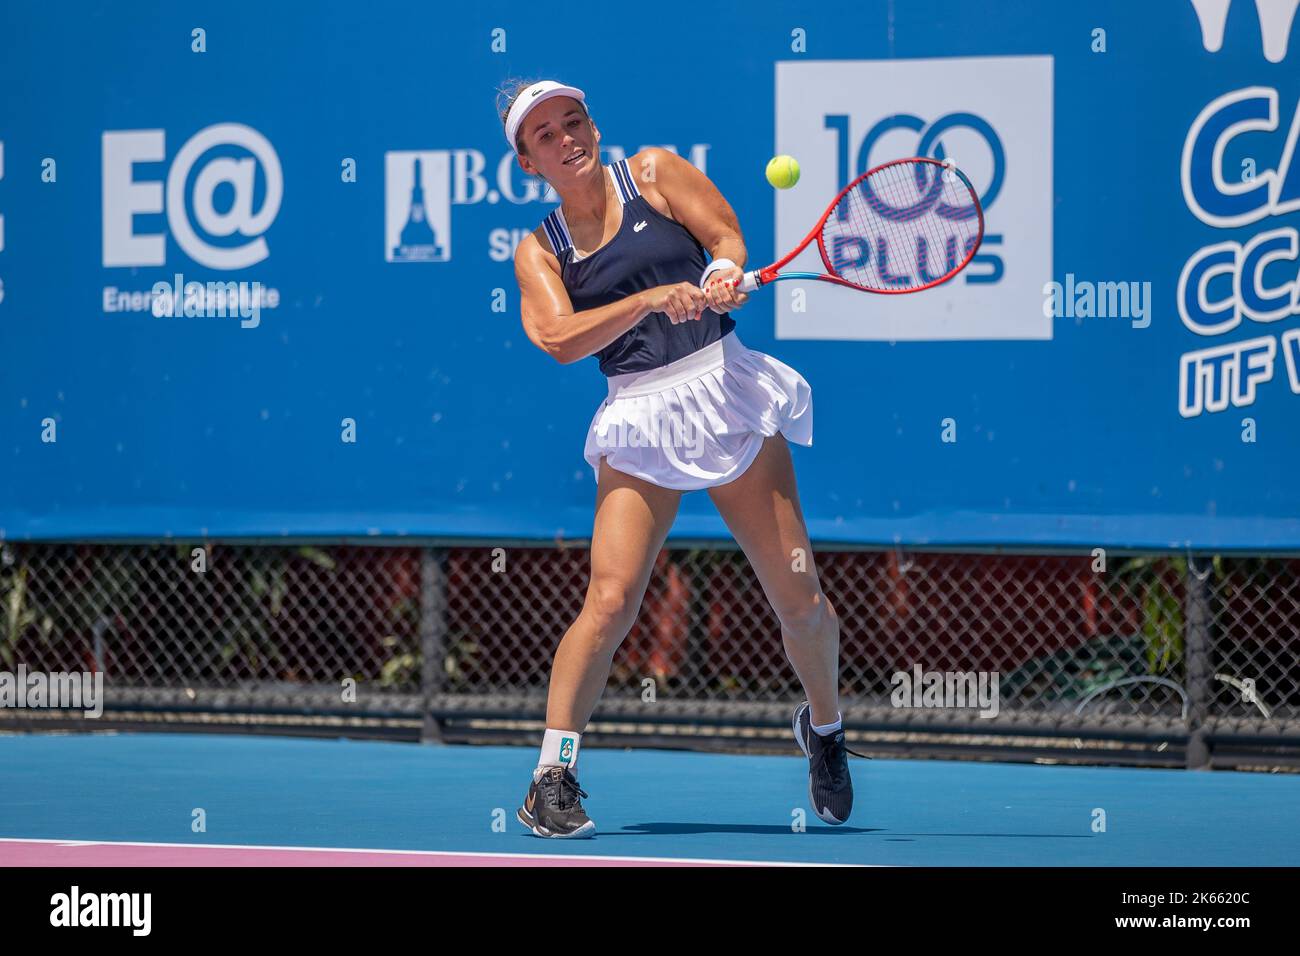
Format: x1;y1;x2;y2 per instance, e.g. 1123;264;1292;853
505;80;587;152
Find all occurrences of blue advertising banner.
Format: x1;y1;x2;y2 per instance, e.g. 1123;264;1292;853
1;0;1298;548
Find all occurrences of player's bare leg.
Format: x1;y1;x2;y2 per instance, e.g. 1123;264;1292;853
707;435;840;725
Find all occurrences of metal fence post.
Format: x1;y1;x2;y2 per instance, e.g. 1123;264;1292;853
681;550;711;697
1184;554;1214;770
420;547;449;744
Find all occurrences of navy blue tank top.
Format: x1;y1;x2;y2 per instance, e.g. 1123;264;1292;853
540;158;736;376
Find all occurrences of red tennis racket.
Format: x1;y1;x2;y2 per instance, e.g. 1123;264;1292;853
728;157;984;294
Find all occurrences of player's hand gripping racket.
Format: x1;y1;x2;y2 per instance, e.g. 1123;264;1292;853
727;157;984;295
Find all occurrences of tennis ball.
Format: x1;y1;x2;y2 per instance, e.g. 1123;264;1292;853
766;155;800;189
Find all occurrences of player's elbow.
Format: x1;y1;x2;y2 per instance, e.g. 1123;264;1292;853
552;347;585;366
537;328;579;365
523;310;575;364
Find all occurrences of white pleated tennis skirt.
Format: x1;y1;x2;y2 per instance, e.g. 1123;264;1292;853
583;331;813;490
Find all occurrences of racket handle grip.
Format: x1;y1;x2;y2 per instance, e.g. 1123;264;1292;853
737;270;761;293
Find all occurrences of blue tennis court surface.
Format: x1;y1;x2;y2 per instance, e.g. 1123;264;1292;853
2;733;1297;866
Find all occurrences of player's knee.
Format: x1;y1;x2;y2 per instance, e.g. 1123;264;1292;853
584;580;637;636
777;590;833;639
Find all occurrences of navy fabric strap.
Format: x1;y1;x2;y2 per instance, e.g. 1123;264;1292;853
611;158;640;202
542;210;570;256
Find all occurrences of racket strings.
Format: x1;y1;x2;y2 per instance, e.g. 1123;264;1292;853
822;161;980;292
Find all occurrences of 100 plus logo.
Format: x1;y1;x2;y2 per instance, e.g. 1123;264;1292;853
823;111;1005;286
775;56;1054;342
102;122;283;270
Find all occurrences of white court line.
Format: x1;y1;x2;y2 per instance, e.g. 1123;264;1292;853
0;836;870;867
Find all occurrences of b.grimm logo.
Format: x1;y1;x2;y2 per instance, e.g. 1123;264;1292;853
102;122;283;270
385;152;451;263
384;145;711;263
1190;0;1299;62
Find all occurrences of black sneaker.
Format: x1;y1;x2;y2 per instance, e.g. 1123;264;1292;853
517;766;597;839
792;701;868;825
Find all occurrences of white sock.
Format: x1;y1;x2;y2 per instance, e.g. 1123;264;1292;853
535;728;581;779
811;713;842;736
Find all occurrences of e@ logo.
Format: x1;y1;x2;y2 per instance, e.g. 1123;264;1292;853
102;123;283;270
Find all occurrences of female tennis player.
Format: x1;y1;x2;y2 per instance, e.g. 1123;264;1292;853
501;79;861;838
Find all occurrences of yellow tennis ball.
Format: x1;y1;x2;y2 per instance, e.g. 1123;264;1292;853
766;155;800;189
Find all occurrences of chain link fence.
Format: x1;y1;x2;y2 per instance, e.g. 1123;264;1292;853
1;542;1297;767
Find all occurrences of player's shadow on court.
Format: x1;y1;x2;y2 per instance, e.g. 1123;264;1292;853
615;824;1092;838
614;823;880;836
881;833;1094;839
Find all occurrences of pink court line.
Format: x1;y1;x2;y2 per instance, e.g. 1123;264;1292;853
0;838;838;868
